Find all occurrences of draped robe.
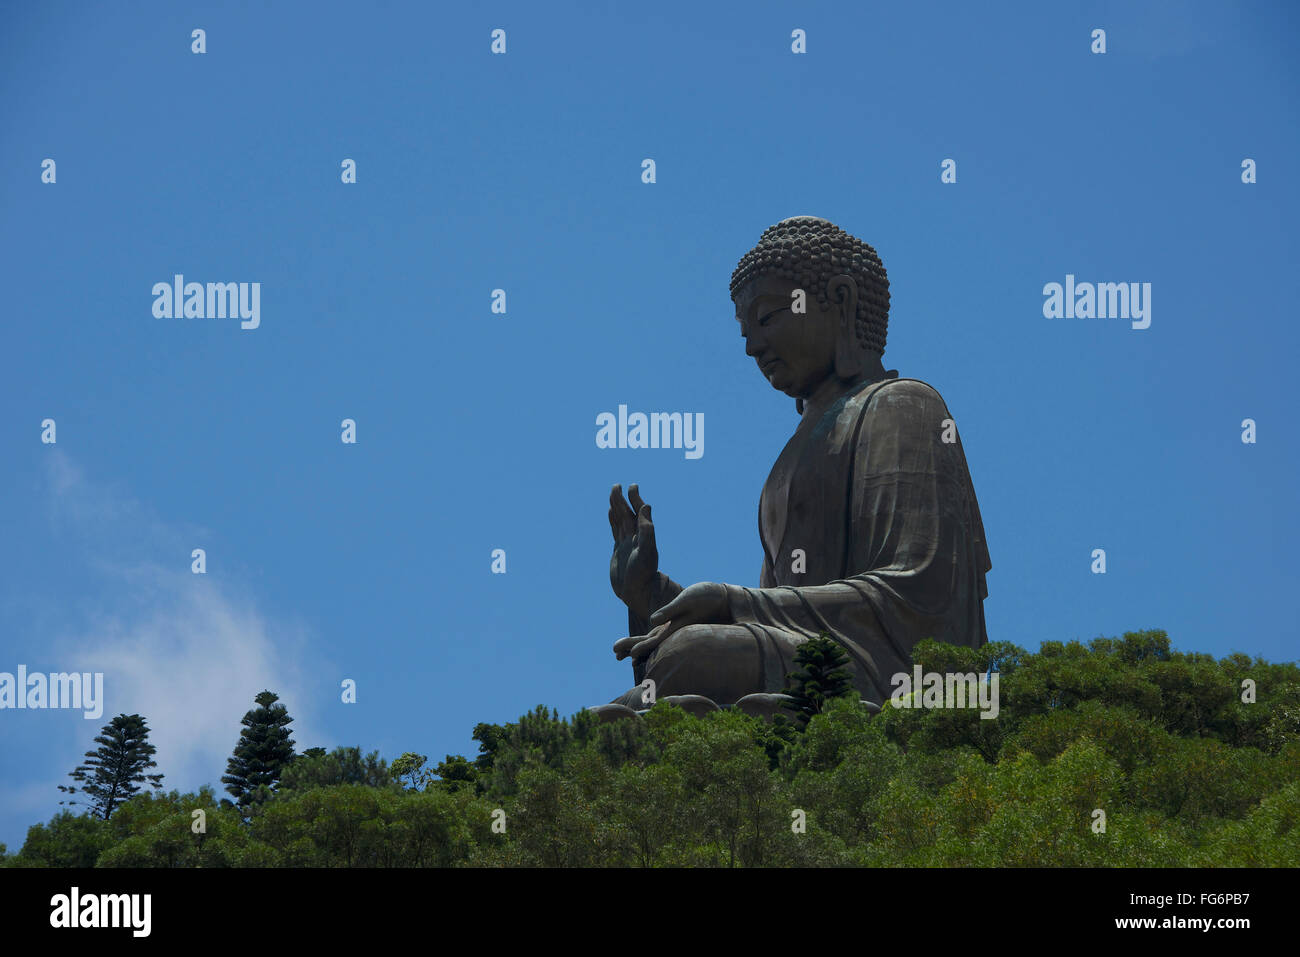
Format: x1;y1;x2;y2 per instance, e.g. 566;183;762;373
724;374;991;705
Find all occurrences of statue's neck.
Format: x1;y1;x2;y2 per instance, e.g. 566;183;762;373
797;364;888;422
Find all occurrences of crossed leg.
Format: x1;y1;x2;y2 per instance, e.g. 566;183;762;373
610;623;809;709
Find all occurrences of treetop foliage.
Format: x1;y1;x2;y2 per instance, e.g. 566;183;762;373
56;713;164;821
8;631;1297;867
222;690;296;808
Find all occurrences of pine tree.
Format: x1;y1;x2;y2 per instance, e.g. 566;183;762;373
57;713;164;819
222;690;296;807
783;632;856;729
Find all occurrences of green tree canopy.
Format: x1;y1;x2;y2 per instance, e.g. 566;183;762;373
222;690;296;808
784;632;856;728
11;630;1300;868
57;713;164;820
278;746;392;792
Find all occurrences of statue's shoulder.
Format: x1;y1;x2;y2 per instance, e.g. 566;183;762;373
859;375;948;408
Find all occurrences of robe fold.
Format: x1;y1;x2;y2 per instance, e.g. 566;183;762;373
727;375;991;705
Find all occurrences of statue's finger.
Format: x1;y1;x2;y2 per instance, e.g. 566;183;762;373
609;484;635;536
649;595;685;626
609;484;629;518
629;623;673;660
637;504;655;546
615;622;672;661
628;484;646;514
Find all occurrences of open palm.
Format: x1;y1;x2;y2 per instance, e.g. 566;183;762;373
609;483;657;613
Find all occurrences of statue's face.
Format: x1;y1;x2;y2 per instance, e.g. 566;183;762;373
734;274;838;398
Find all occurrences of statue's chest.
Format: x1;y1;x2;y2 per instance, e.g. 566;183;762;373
760;419;842;561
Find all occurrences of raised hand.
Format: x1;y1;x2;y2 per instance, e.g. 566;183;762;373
609;484;658;619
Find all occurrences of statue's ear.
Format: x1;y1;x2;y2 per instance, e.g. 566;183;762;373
827;274;861;379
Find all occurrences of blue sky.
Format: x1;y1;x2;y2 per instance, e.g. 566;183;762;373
2;0;1297;850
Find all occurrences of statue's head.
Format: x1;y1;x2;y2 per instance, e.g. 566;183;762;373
730;217;890;400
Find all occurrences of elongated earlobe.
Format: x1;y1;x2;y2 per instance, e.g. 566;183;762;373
834;330;863;378
828;275;862;379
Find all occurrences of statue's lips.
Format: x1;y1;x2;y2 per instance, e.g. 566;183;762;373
759;358;781;375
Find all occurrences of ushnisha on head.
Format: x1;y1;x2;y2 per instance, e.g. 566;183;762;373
731;217;892;401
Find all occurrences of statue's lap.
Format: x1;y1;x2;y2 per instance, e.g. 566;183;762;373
620;623;845;707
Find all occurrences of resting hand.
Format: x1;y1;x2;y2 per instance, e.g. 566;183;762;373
612;582;732;661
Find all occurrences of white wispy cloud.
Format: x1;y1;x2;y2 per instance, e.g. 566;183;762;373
37;451;325;795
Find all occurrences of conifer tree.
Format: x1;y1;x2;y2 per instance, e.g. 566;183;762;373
58;713;164;819
222;690;296;807
783;632;856;729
